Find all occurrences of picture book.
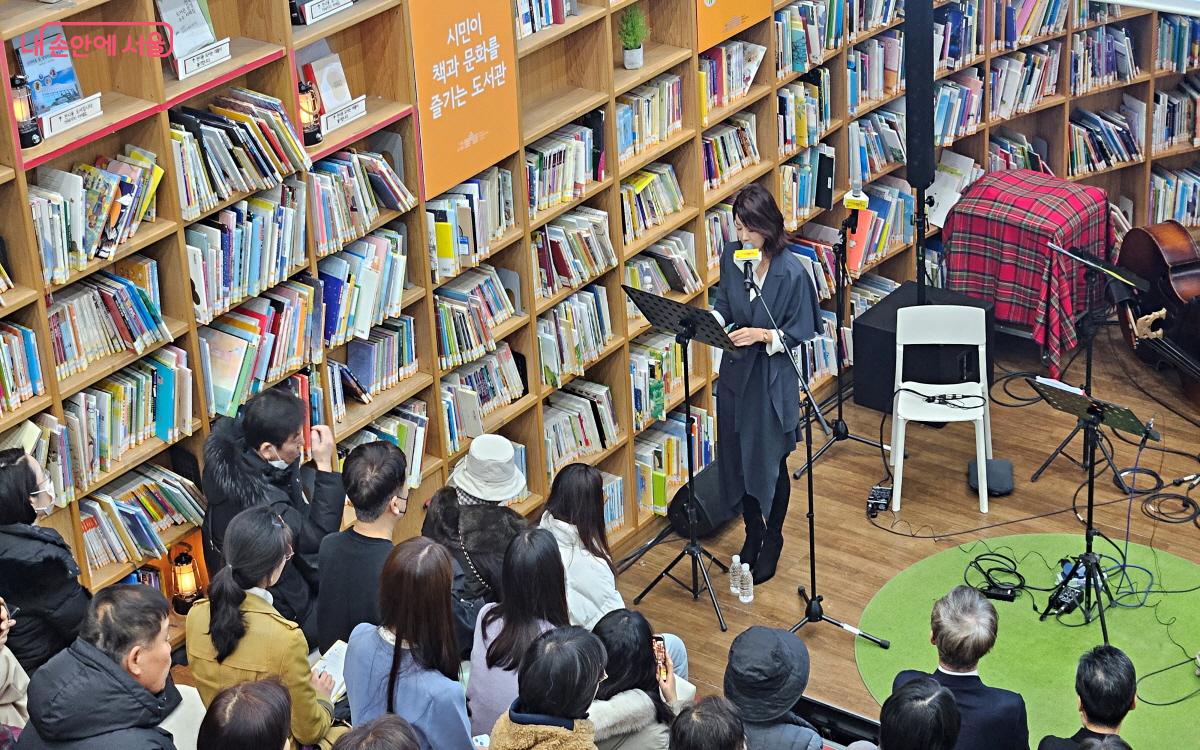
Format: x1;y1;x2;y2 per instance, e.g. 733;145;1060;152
14;24;84;115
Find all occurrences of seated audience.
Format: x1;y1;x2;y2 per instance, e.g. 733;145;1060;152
1;599;28;732
1077;738;1132;750
468;528;570;737
17;585;180;749
332;716;422;750
201;388;344;646
187;506;345;749
723;626;821;750
893;586;1028;750
590;610;695;750
318;441;408;653
489;626;607;750
0;450;90;674
1037;646;1136;750
848;677;962;750
344;537;471;749
540;464;688;678
446;433;529;506
196;678;291;750
669;697;746;750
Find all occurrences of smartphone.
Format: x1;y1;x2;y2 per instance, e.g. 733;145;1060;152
0;604;16;622
652;635;667;682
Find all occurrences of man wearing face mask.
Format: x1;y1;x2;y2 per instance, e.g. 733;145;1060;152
201;388;344;648
0;449;92;675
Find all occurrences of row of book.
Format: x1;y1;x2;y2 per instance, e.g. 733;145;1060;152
617;74;684;167
1150;165;1200;227
0;322;44;419
1156;14;1200;73
526;113;606;218
936;1;984;72
842;176;918;272
310;149;417;257
1067;101;1144;177
441;342;525;454
635;405;715;517
619;163;686;246
699;40;767;118
704;204;736;272
1073;0;1131;27
791;227;838;302
933;70;985;144
630;332;685;433
989;126;1050;172
532;208;618;302
848;108;906;186
326;315;418;421
989;43;1062;122
337;399;430;489
624;231;702;304
847;30;903;114
780;145;835;230
702;113;761;192
514;0;577;40
435;265;519;371
318;224;411;347
537;286;614;388
779;69;833;154
849;272;901;323
599;470;624;533
991;0;1068;51
791;310;840;388
1070;24;1139;95
1152;76;1200;154
775;1;832;78
847;0;902;40
428;166;517;284
30;148;165;286
545;380;621;478
926;151;986;229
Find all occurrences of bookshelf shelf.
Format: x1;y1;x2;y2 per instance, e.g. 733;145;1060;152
51;219;179;291
57;316;189;399
291;0;404;48
1153;141;1200;159
522;86;609;145
517;3;608;59
306;98;413;161
618;127;695;177
161;38;287;108
0;394;52;436
849;15;905;46
991;93;1067;126
540;333;624;394
936;55;987;81
1073;72;1153;100
704;160;774;209
483;391;539;433
852;87;906;120
88;560;136;591
0;166;13;186
0;0;116;39
996;29;1068;56
78;419;204;497
1068;157;1145;182
20;92;158;170
331;371;435;441
577;433;627;468
485;312;530;347
535;266;616;314
506;491;545;519
401;286;426;308
613;42;692;97
529;175;613;232
703;84;772;128
621;205;700;261
1073;8;1153;33
0;284;39;314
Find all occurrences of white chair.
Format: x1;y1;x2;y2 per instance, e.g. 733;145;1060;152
891;305;992;513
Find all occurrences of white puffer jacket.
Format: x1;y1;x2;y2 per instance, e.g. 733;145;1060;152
589;679;697;750
539;511;625;629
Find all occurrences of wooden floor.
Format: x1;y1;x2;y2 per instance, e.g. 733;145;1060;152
616;325;1200;719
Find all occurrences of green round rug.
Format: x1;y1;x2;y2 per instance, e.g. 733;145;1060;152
855;534;1200;749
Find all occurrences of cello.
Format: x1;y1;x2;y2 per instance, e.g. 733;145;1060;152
1117;220;1200;410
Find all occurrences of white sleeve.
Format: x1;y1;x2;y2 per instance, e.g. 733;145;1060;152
765;329;786;355
711;309;726;327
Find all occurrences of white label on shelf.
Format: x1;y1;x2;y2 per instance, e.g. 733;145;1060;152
40;93;103;139
177;38;232;81
321;95;367;134
302;0;354;24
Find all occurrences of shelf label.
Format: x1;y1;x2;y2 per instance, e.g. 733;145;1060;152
321;95;367;134
40;93;103;139
300;0;354;24
696;0;771;50
410;0;518;199
176;38;232;81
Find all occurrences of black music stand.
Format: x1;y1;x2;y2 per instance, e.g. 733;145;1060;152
623;285;735;631
1028;377;1158;644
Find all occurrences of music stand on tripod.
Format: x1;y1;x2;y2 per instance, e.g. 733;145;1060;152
623;285;735;631
1028;377;1158;644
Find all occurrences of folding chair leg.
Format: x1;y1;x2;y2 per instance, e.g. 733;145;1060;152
891;420;906;512
983;402;993;458
975;418;989;513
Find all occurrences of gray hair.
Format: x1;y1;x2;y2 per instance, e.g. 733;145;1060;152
931;586;997;671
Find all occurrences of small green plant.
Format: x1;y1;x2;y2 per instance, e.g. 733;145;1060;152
618;6;650;51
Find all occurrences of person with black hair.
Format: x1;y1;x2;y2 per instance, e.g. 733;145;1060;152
489;626;607;750
873;677;962;750
0;449;90;674
317;440;408;653
670;697;746;750
343;537;471;750
197;677;291;750
1037;646;1137;750
712;184;823;584
187;506;346;749
467;528;570;737
16;585;180;750
1077;738;1132;750
332;715;422;750
201;388;345;646
589;610;696;750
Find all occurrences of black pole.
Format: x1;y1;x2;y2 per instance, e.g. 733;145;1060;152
805;383;818;598
915;186;928;305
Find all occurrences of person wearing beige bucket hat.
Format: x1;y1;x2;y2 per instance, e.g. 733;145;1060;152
447;434;528;505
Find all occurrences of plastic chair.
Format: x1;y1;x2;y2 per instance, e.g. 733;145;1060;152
891;305;992;513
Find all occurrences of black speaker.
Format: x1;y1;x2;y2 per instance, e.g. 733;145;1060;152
904;0;936;190
851;282;996;414
666;462;739;538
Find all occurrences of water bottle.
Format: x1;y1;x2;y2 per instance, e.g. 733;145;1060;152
729;555;742;593
738;563;754;603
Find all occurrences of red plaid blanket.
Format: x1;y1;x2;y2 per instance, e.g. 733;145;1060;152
943;169;1114;377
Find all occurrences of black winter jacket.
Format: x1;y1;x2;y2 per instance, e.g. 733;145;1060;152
200;416;345;640
0;524;91;674
16;638;182;749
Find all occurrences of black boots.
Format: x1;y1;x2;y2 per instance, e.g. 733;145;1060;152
752;529;783;584
740;496;765;566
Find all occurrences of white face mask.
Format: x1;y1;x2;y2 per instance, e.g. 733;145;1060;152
266;446;293;471
31;478;56;516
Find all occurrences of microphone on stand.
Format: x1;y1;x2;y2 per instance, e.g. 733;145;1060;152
844;173;868;233
733;243;762;292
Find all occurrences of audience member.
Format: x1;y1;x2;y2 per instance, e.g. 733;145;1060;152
317;441;408;653
186;506;345;749
859;677;962;750
17;585;180;749
540;464;688;678
1037;646;1136;750
723;626;821;750
893;586;1028;750
201;388;344;645
196;678;291;750
0;598;28;730
344;537;471;749
489;626;607;750
0;449;90;674
669;697;746;750
1077;738;1132;750
589;609;695;750
446;433;528;506
332;716;422;750
467;527;569;737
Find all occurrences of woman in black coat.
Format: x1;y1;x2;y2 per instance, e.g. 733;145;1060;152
0;448;90;674
712;185;822;585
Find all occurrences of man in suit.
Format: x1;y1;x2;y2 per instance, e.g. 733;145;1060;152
894;585;1029;750
1037;646;1136;750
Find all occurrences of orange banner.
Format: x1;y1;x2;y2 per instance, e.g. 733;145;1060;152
696;0;771;50
410;0;519;199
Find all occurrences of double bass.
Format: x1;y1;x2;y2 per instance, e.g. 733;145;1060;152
1117;220;1200;410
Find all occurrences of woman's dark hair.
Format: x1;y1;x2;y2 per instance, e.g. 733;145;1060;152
379;537;460;711
1077;737;1133;750
517;626;607;720
207;506;293;661
593;609;674;726
732;183;788;258
670;696;744;750
545;463;614;573
879;677;961;750
241;388;306;449
332;715;422;750
0;449;38;526
484;528;570;670
197;677;291;750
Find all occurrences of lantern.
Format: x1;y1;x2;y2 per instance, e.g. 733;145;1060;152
298;81;323;146
11;75;41;149
171;543;202;615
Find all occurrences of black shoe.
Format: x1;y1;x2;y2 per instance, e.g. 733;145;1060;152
740;519;765;567
752;531;783;584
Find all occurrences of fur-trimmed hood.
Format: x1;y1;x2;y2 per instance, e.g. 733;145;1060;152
202;416;297;510
489;713;597;750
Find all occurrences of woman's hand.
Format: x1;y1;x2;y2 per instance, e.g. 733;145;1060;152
728;327;771;347
310;669;334;699
658;649;677;704
0;597;13;650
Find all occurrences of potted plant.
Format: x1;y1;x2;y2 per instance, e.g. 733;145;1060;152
619;6;650;70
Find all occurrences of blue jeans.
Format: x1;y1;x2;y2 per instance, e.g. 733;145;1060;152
661;632;689;680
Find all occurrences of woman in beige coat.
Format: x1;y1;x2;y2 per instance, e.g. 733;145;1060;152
0;598;28;729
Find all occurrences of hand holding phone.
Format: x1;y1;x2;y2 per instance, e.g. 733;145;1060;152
652;635;667;681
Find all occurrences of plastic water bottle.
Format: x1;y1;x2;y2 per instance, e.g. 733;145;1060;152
729;555;742;593
738;563;754;603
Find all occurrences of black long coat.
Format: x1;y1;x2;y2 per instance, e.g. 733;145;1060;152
713;244;822;516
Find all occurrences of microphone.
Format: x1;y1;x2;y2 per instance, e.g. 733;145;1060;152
733;243;762;291
843;173;868;232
